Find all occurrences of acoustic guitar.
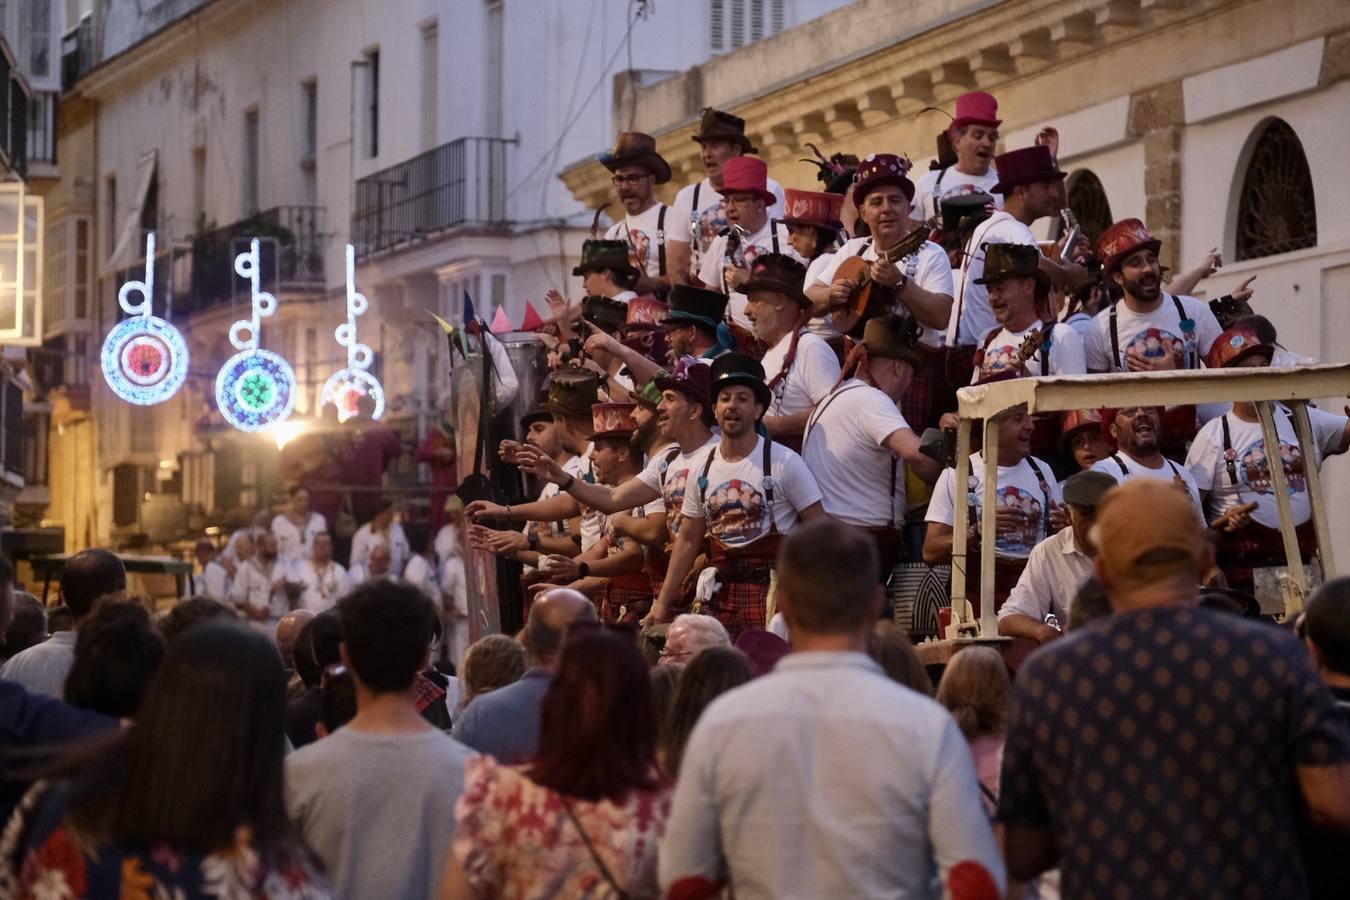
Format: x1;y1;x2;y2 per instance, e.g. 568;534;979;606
830;223;931;338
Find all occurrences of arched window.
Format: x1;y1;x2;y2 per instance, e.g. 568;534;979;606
1234;119;1317;261
1052;169;1114;247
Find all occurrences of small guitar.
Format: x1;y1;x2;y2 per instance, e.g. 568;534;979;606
830;222;931;337
975;324;1052;384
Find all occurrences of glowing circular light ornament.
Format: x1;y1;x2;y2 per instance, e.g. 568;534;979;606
320;245;386;423
215;238;297;432
100;233;189;405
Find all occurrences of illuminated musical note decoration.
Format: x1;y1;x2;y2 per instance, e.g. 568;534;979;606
100;232;189;405
214;238;298;432
320;244;385;422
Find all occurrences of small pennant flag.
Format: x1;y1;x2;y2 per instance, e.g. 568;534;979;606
462;291;477;325
489;307;512;334
521;302;544;331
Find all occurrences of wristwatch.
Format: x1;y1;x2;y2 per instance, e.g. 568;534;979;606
578;562;590;578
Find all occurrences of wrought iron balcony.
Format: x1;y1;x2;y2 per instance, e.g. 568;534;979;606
27;91;56;168
351;136;511;259
0;38;30;179
61;16;94;91
178;206;328;315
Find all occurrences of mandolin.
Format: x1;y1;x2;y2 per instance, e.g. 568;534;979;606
830;222;931;337
974;324;1053;384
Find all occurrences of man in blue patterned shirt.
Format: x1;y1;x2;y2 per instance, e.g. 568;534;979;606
999;479;1350;898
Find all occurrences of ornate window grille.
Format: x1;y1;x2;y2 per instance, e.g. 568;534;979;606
1234;119;1317;261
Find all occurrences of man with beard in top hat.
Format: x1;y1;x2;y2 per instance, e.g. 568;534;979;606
803;314;942;583
601;132;675;295
670;107;787;283
644;353;825;638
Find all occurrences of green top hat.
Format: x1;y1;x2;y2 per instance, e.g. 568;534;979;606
709;351;772;411
573;239;640;281
661;284;729;332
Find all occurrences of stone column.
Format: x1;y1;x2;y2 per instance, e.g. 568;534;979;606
1127;82;1185;272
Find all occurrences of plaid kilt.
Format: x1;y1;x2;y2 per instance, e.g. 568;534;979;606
707;536;782;640
597;575;654;625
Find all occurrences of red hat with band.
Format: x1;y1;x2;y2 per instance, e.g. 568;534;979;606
1096;218;1163;278
990;145;1066;195
949;91;1002;132
720;157;776;205
590;402;639;440
780;188;843;230
1207;325;1274;369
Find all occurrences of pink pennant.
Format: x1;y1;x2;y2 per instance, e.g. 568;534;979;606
489;307;512;334
521;302;545;332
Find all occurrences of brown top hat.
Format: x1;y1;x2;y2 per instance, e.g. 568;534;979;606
780;188;844;230
542;370;600;421
991;145;1066;195
741;253;809;308
691;107;757;153
600;132;672;184
860;314;925;368
590;402;638;440
1096;218;1163;277
852;153;916;205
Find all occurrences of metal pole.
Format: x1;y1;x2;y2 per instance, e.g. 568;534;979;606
980;417;1001;638
1289;400;1336;579
951;418;973;631
1255;400;1307;614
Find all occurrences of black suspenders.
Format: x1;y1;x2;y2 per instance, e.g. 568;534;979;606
1024;456;1054;538
656;205;667;277
805;384;899;527
1109;294;1190;371
697;435;778;532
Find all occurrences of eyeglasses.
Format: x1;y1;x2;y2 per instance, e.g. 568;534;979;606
659;647;692;661
611;174;651;186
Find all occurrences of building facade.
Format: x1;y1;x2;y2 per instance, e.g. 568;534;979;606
34;0;848;549
562;0;1350;564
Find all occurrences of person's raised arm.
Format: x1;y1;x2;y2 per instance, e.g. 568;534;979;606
885;427;941;484
514;444;659;514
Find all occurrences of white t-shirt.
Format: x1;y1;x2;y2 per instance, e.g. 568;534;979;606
636;435;720;538
604;202;669;279
349;521;411;577
951;211;1040;346
697;219;801;330
575;445;605;553
1083;294;1223;373
294;559;351;613
802;380;912;527
761;329;841;418
974;322;1085;381
271;512;327;562
1090;451;1204;514
189;560;231;602
680;437;823;547
803;252;841;338
1185;406;1348;529
670;175;787;276
926;452;1061;559
909;165;1003;223
811;237;954;347
403;553;440;599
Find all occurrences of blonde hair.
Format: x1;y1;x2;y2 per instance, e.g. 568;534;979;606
935;646;1010;741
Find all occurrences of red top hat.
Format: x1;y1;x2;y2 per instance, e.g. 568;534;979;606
590;402;638;440
1096;218;1163;277
623;296;671;331
950;91;1002;131
779;188;843;230
720;157;776;205
991;145;1066;194
852;153;916;205
1207;325;1273;369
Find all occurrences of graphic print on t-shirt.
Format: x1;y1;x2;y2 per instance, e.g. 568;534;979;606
969;481;1043;555
979;343;1025;380
627;229;651;273
1240;442;1305;495
705;478;766;546
696;202;727;251
1124;326;1194;367
664;468;692;536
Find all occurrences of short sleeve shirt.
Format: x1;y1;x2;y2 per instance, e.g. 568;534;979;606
680;437;823;547
761;330;841;417
697;221;801;330
670;176;787;252
926;452;1061;558
1090;451;1204;514
998;605;1350;899
1083;294;1224;372
604;202;669;279
909;165;1003;222
975;322;1086;381
802;380;911;527
1185;407;1348;528
811;237;954;347
636;436;720;538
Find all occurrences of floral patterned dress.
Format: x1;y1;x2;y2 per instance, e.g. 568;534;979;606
0;781;331;899
453;755;672;899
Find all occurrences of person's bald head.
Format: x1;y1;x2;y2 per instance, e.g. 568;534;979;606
276;609;315;669
524;588;597;669
61;549;127;620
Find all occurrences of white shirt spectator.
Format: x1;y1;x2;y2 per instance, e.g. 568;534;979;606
403;553;440;599
228;557;282;621
188;560;231;602
271;511;327;561
951;211;1040;346
927;452;1061;559
605;202;671;279
802;379;912;527
1185;405;1349;529
811;238;954;347
910;165;1002;223
659;651;1005;899
975;321;1086;381
349;521;411;577
1083;293;1223;373
292;559;351;613
439;555;470;670
697;220;801;331
680;437;822;547
670;176;787;277
1090;451;1203;514
998;527;1094;627
760;329;840;419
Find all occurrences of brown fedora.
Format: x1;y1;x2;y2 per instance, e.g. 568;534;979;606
600;132;672;185
691;107;757;154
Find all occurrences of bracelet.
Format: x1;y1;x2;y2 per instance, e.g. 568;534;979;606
578;562;590;578
504;504;511;522
560;473;576;491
